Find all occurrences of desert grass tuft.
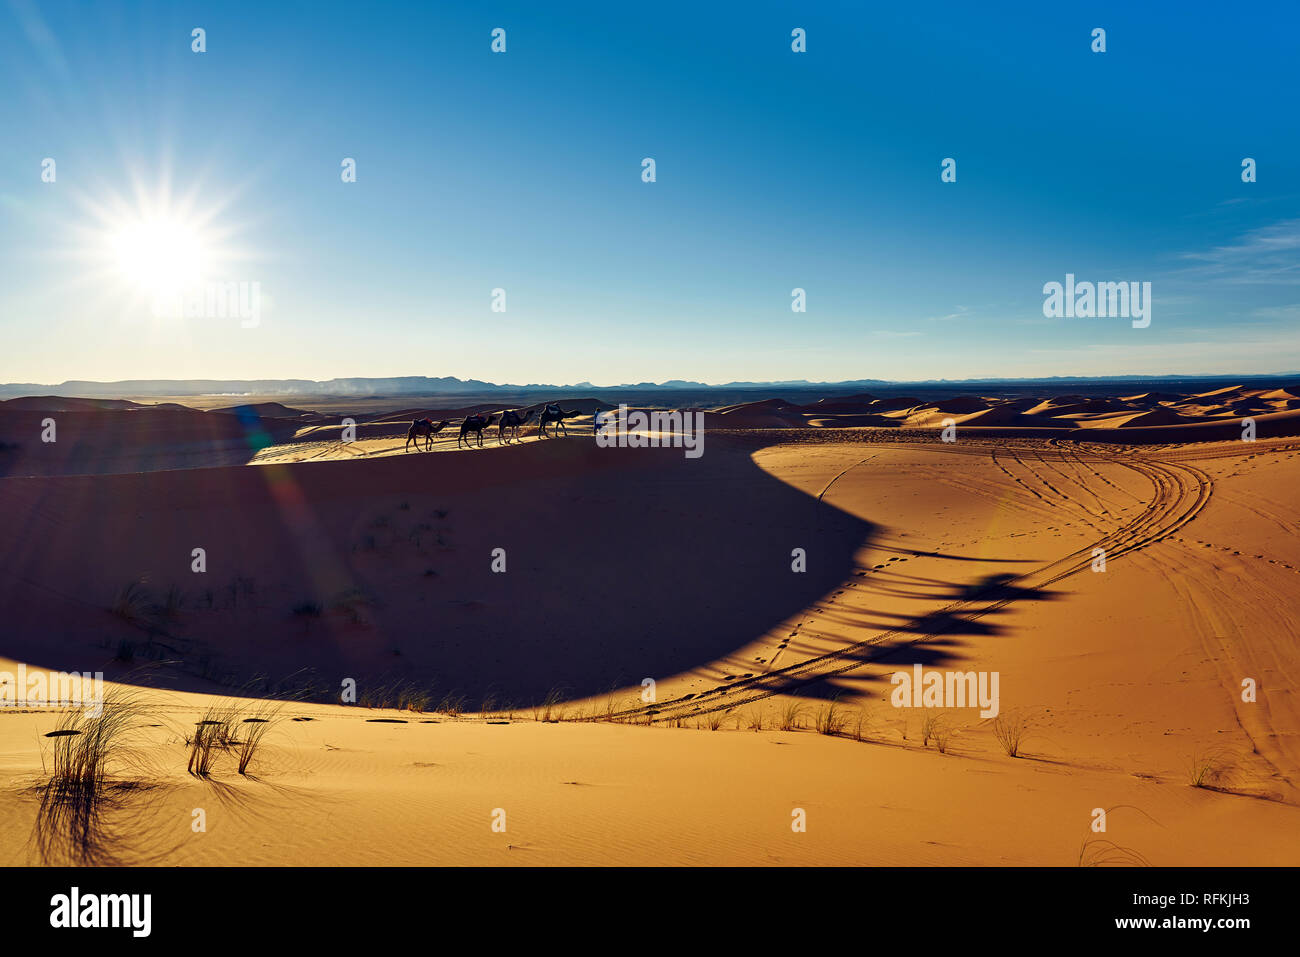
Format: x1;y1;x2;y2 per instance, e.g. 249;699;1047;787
920;712;941;747
110;579;164;632
435;691;467;717
851;708;869;742
187;703;238;777
930;714;955;753
779;700;805;732
1077;837;1152;867
1186;749;1231;789
235;703;282;775
815;696;848;736
36;689;153;865
44;689;146;795
991;711;1030;758
536;688;565;722
1076;805;1157;866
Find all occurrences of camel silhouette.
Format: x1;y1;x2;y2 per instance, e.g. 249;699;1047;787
458;413;497;449
497;409;534;444
406;418;451;451
537;404;579;438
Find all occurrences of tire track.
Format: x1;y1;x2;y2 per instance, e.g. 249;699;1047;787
603;445;1212;724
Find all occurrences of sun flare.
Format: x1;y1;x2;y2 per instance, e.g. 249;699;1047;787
108;216;208;298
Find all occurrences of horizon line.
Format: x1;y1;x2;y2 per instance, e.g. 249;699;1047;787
4;369;1300;394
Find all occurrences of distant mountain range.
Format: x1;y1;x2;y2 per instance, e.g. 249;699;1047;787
1;373;1298;399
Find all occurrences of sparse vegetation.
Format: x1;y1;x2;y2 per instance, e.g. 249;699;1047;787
187;704;238;777
44;689;145;796
109;579;163;632
779;700;805;732
930;714;954;753
1186;750;1231;789
852;709;869;742
992;712;1030;758
815;697;848;736
1076;806;1156;866
436;692;467;716
235;704;282;775
35;689;151;866
536;688;565;722
1077;836;1152;867
920;712;941;747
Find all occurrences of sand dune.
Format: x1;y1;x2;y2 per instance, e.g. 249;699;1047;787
3;424;1299;865
3;385;1300;866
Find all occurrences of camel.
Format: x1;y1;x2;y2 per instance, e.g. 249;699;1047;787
458;413;497;449
497;409;534;444
536;403;580;438
405;418;450;451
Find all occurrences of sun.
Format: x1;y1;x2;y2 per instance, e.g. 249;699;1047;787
108;215;208;299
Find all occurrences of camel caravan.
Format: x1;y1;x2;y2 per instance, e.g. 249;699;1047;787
404;403;581;451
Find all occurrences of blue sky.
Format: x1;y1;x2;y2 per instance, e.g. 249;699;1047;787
1;0;1298;385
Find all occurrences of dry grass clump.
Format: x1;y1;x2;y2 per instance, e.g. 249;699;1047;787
187;703;238;777
815;697;848;736
109;579;165;632
1077;837;1152;867
1185;749;1232;789
991;711;1030;757
921;712;955;752
45;689;146;795
235;703;282;775
356;679;438;712
779;700;805;732
186;699;283;776
851;709;869;742
1076;806;1156;866
704;709;730;731
534;688;566;722
36;689;152;865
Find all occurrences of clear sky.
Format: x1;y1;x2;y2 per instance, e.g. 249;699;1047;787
2;0;1298;386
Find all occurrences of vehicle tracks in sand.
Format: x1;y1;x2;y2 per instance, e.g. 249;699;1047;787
602;442;1214;725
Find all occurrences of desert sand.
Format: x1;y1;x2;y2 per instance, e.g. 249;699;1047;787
2;385;1299;865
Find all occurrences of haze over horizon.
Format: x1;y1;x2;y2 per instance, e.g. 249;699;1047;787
4;368;1300;402
4;1;1298;385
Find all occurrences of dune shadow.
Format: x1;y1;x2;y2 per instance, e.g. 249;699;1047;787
1;434;1052;710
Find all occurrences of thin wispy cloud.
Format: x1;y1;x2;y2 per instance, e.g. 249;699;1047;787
1178;219;1300;285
